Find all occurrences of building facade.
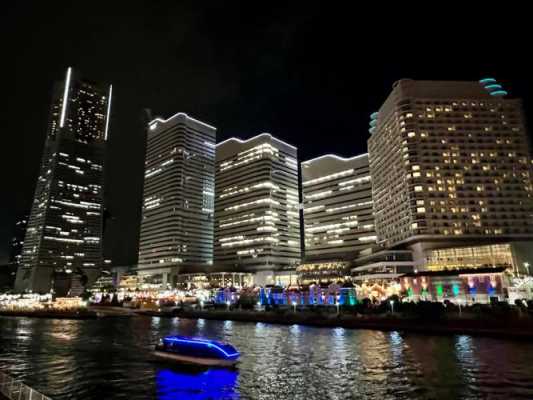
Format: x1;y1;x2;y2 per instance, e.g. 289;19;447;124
399;267;509;304
301;154;376;258
10;216;28;267
214;134;301;286
137;113;216;287
368;79;533;273
15;68;111;294
297;153;377;284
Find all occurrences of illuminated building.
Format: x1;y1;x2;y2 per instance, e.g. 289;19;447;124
137;113;216;287
369;79;533;273
351;249;414;282
298;153;376;283
400;267;509;304
214;134;301;285
10;216;28;267
176;272;253;289
15;68;111;293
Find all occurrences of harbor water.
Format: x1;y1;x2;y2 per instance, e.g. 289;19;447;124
1;316;532;399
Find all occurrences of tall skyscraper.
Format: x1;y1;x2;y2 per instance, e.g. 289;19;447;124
15;68;112;293
137;113;216;287
297;154;377;283
368;79;533;273
214;133;301;286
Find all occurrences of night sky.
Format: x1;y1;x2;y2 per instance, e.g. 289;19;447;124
2;2;532;265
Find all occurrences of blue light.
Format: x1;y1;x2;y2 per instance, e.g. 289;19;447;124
479;78;496;84
370;112;379;119
484;84;502;91
163;336;240;359
490;90;508;97
452;284;460;296
369;119;377;127
156;368;239;400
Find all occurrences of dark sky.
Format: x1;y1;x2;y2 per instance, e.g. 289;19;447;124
2;2;532;265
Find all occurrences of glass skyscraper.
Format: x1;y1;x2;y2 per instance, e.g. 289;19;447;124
15;68;111;294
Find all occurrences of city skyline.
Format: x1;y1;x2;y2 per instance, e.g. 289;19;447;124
3;3;533;266
4;5;533;400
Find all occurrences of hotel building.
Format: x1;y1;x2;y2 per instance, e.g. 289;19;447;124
298;154;377;283
15;68;111;293
214;134;301;286
368;78;533;274
137;113;216;287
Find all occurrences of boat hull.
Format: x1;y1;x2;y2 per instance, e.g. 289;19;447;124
153;350;238;367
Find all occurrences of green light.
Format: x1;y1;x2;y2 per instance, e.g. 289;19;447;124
436;284;443;297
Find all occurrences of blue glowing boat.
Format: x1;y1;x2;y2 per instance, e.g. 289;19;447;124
154;336;240;367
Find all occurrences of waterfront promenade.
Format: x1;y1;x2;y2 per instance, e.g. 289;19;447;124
2;301;532;339
137;303;533;339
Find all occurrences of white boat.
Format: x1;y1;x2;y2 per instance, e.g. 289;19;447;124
154;336;240;367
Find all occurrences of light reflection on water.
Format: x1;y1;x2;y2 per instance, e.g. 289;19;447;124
1;316;533;399
157;367;239;400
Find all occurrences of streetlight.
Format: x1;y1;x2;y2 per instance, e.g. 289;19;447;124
389;300;395;314
524;262;530;276
292;300;297;313
336;295;340;315
200;300;204;311
226;300;230;311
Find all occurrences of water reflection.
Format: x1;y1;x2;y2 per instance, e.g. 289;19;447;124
1;316;533;399
156;367;239;400
388;331;404;366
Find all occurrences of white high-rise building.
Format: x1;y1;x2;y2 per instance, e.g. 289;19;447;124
214;134;301;286
137;113;216;287
298;153;377;283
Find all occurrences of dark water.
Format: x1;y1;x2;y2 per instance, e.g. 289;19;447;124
1;316;533;400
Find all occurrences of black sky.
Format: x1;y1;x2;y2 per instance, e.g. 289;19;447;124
2;2;533;265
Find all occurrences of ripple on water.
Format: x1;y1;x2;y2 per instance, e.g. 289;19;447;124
1;316;533;400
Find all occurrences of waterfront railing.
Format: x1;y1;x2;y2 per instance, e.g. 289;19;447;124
0;371;52;400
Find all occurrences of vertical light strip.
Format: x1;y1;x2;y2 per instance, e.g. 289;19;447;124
104;84;113;141
59;67;72;128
